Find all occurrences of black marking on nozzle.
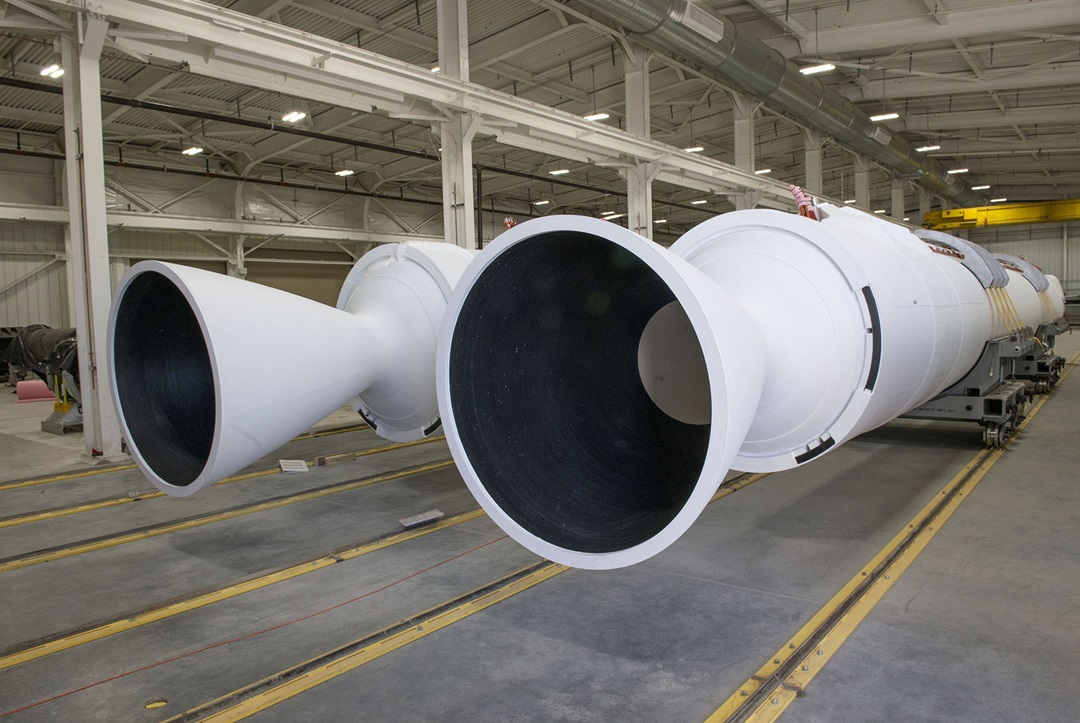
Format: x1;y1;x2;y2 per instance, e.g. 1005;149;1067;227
795;435;835;465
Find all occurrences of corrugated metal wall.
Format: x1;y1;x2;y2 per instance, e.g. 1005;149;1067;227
0;221;68;328
970;222;1079;295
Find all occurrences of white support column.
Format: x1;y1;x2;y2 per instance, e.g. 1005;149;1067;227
731;92;761;210
853;155;872;211
802;129;825;195
62;17;123;459
1064;223;1069;281
890;178;906;221
917;187;933;227
438;113;480;250
731;92;756;172
620;43;654;239
437;0;476;249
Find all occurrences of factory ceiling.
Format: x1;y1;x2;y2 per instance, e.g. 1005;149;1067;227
0;0;1077;234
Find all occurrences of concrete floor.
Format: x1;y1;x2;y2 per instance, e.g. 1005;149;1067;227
1;331;1078;722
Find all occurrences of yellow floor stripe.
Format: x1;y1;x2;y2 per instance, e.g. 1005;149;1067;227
0;437;443;530
0;463;139;492
710;350;1079;723
712;473;770;503
0;423;374;492
183;563;567;723
1;465;773;680
0;460;454;575
0;508;485;672
290;423;369;441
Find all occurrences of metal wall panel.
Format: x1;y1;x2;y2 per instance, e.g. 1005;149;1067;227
0;221;68;327
970;222;1079;295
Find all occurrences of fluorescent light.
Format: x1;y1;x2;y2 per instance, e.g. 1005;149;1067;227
281;110;306;123
915;144;941;152
947;168;969;174
533;200;549;206
971;185;990;190
335;169;355;177
903;217;910;221
990;197;1008;203
600;211;616;216
874;209;887;214
844;199;857;204
603;213;624;220
690;199;707;205
683;146;704;153
800;63;835;75
583;112;610;121
431;66;440;73
754;168;772;175
548;169;569;175
655;219;667;224
869;112;899;122
40;64;63;78
181;146;203;155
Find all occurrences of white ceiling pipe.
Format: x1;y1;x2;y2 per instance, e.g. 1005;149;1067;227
109;242;471;496
437;210;1065;569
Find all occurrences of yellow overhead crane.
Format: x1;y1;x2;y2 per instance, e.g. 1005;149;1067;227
923;198;1080;230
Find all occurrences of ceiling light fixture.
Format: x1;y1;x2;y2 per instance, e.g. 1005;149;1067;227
947;168;969;174
281;110;306;123
533;200;550;206
990;198;1008;203
683;146;704;153
654;219;667;224
39;64;63;79
431;66;440;73
583;112;610;122
971;185;990;190
181;146;204;156
548;169;569;175
915;144;941;152
800;63;835;75
690;199;707;205
874;209;887;214
869;112;899;122
844;199;856;204
335;169;355;176
754;168;772;175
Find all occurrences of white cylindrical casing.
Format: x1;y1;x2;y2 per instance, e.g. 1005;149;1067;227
673;204;1003;470
110;242;471;496
437;208;1065;569
337;242;473;441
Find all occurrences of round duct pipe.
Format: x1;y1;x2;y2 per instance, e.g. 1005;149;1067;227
438;211;1065;568
109;242;471;496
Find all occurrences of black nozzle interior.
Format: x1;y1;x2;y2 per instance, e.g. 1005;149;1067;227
112;270;215;486
448;231;710;554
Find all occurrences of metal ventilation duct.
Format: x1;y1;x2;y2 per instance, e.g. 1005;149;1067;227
575;0;982;207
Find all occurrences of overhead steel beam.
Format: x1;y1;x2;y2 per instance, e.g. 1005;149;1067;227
811;0;1080;56
36;0;792;204
0;202;441;243
901;104;1080;133
842;65;1080;102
